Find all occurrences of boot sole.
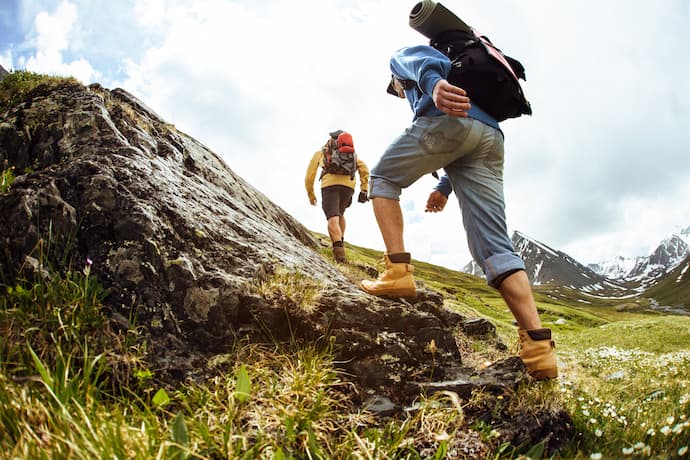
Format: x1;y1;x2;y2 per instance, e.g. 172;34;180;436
359;282;416;298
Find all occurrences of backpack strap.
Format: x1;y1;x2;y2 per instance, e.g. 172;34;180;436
430;29;475;57
474;31;518;82
319;142;332;181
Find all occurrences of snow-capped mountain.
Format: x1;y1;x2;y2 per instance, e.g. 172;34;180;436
627;235;689;282
462;226;689;299
589;228;690;288
510;231;629;294
463;231;629;295
681;226;690;244
462;260;484;277
587;256;640;280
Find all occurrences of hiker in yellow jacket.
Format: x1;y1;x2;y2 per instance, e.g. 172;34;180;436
305;130;369;263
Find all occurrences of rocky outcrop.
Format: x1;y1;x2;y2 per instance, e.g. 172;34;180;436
0;64;8;81
0;80;572;451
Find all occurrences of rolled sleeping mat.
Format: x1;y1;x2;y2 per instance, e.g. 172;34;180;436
408;0;472;39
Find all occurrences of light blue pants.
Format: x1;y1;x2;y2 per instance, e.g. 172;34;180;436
369;115;525;287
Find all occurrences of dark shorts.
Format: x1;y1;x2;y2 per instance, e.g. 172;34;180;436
321;185;354;219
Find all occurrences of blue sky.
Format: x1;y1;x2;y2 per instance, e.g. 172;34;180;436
2;0;689;270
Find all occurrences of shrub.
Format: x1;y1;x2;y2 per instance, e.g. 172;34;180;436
0;69;78;111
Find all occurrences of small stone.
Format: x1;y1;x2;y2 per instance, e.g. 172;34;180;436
363;395;397;416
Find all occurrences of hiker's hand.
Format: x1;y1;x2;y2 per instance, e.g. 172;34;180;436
425;190;448;213
432;79;470;117
309;197;317;206
358;191;369;203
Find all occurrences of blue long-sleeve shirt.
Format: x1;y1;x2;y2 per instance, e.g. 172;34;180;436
390;45;500;132
434;174;453;197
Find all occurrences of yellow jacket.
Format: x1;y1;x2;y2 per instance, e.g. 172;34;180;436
304;149;369;203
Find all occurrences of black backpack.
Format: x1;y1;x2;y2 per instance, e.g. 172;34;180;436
430;30;532;122
320;131;357;179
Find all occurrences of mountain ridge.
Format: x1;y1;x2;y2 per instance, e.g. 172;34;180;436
462;229;689;308
590;227;690;277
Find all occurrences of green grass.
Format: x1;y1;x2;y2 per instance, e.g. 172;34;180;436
0;231;687;458
556;317;690;459
0;235;484;459
0;69;79;112
0;160;14;193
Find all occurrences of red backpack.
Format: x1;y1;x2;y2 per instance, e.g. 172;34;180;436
321;131;357;179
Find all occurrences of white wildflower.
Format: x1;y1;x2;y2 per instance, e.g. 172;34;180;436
621;447;634;455
667;416;675;425
634;442;646;450
434;431;450;441
678;446;688;456
590;453;603;460
660;425;672;436
595;429;603;437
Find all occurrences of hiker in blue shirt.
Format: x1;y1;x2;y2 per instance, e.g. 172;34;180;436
359;38;557;380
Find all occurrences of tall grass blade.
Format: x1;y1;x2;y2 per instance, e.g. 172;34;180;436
234;364;251;403
169;412;190;460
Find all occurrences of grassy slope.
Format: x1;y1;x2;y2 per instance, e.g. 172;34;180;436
643;254;690;310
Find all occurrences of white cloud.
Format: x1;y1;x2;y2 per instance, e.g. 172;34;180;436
0;50;12;70
134;0;166;27
33;0;76;51
17;0;98;83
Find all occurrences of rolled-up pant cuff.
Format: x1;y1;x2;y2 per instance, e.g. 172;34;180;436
483;253;526;288
369;176;402;200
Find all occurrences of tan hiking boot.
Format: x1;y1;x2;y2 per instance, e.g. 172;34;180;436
359;253;416;298
333;245;347;263
518;328;558;380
